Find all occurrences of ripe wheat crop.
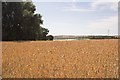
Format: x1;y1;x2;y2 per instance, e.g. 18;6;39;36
2;39;119;78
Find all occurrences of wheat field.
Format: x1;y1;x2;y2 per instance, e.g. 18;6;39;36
2;39;119;78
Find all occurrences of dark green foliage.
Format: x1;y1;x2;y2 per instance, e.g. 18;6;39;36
2;2;49;41
46;35;54;40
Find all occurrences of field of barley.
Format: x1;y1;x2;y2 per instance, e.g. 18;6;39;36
2;39;119;78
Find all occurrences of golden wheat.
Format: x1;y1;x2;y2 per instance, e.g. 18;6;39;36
2;39;118;78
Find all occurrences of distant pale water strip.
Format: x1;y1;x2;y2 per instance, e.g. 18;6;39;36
53;38;90;41
54;38;76;41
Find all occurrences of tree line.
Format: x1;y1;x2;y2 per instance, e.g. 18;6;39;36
2;2;53;41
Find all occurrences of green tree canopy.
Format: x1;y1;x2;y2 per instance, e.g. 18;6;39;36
2;2;49;41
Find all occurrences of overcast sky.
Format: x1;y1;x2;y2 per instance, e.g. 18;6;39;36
32;0;118;36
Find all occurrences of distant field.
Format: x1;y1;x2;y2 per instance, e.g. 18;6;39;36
2;39;119;78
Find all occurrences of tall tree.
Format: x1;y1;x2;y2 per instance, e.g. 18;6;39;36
2;2;23;40
2;2;49;41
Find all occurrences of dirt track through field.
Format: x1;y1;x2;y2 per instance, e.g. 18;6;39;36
2;39;119;78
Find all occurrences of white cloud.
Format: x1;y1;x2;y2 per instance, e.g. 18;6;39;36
91;0;118;11
31;0;119;2
63;8;95;12
92;0;119;2
72;0;76;2
63;2;94;12
32;0;76;2
63;0;118;12
63;3;94;12
86;16;118;35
